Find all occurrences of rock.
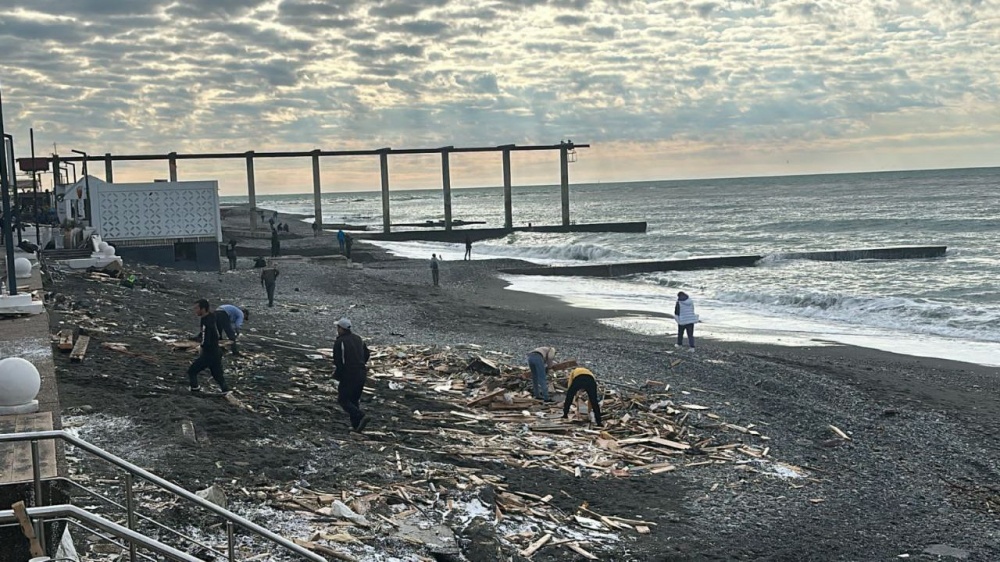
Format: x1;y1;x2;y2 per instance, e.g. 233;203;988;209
923;544;969;559
196;485;228;509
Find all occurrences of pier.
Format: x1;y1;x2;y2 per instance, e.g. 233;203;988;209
499;245;948;277
358;221;648;243
56;141;589;235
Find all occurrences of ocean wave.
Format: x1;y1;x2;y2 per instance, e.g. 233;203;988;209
480;242;628;262
713;290;1000;342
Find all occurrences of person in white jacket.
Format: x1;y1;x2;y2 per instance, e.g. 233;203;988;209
674;291;698;351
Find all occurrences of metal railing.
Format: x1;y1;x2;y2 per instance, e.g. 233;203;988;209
0;429;324;562
0;504;203;562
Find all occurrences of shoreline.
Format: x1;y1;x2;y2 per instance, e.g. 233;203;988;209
42;203;997;559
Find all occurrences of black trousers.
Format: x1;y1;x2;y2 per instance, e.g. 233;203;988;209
337;371;367;429
228;256;237;270
271;243;280;257
215;313;239;354
563;374;602;425
188;348;229;392
677;323;695;347
264;282;275;307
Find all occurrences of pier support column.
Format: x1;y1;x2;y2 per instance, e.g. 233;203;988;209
311;150;323;231
51;154;61;185
168;152;178;182
246;151;257;230
502;147;513;230
559;144;570;226
104;153;113;183
380;151;391;234
441;148;452;231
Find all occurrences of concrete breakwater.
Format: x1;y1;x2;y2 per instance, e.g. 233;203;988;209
499;245;948;278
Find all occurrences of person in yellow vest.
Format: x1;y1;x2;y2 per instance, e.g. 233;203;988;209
562;367;603;426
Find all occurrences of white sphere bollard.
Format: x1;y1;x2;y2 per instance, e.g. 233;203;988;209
103;245;117;257
98;242;110;253
14;257;33;279
0;357;41;414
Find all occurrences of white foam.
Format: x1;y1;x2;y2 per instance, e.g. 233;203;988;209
504;274;1000;367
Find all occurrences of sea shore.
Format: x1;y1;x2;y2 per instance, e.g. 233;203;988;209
44;207;1000;561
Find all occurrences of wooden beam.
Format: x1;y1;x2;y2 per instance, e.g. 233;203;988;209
69;335;90;362
11;501;44;557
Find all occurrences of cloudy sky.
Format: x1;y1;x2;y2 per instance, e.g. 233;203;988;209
1;0;997;195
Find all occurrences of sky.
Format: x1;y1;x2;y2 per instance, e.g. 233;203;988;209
0;0;998;195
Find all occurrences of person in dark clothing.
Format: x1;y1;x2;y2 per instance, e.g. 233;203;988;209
260;262;279;307
430;254;440;286
333;317;371;432
270;229;281;257
464;235;472;260
344;233;354;260
561;367;602;426
188;299;231;394
225;240;238;271
337;229;346;254
312;222;319;236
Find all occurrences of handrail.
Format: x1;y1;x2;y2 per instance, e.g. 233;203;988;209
0;504;203;562
0;430;324;562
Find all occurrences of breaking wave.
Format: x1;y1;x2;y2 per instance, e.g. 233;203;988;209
713;290;1000;342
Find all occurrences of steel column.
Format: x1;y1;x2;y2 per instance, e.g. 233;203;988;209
380;151;390;234
441;149;452;231
105;153;114;182
502;149;512;229
246;152;257;230
311;150;323;231
559;144;570;226
168;152;177;182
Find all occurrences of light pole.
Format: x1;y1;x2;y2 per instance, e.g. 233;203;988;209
70;149;90;223
30;128;39;245
0;83;18;295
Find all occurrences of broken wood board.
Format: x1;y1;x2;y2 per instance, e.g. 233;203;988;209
69;335;91;362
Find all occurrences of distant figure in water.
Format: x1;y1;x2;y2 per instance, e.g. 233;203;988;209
430;253;440;286
675;291;698;352
464;234;472;261
270;228;281;257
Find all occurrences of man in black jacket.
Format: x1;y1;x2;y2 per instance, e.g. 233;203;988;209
333;317;371;432
188;299;231;394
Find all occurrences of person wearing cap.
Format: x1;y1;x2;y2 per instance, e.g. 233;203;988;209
526;346;557;402
216;304;248;356
562;367;602;426
333;317;372;432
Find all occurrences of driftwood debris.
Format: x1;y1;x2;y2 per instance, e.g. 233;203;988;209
11;501;45;557
57;329;75;351
69;335;91;362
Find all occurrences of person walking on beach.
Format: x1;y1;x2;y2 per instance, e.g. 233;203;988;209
188;299;231;395
675;291;698;351
430;253;440;286
216;304;248;356
464;234;472;260
333;318;371;432
225;240;238;271
312;221;319;237
270;228;281;258
260;262;279;307
527;346;557;402
562;367;602;426
345;233;354;260
337;229;346;254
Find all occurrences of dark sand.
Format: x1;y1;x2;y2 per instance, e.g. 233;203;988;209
44;207;1000;561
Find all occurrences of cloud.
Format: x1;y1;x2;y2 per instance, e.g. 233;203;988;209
0;0;996;193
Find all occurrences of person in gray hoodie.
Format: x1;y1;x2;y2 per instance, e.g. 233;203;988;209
674;291;698;351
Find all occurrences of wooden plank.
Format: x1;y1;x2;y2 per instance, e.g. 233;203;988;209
466;388;506;407
1;412;57;485
57;329;74;351
69;335;91;362
828;424;851;441
565;542;598;560
519;533;552;557
11;501;45;557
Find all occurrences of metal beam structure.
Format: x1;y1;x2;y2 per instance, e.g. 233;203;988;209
441;146;453;231
379;150;390;233
311;150;323;230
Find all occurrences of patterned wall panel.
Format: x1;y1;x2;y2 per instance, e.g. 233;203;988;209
93;182;220;241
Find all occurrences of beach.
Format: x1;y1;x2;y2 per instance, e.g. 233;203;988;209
44;209;1000;561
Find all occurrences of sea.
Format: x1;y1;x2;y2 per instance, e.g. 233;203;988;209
222;167;1000;367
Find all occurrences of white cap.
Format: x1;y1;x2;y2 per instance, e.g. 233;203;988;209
336;318;352;330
